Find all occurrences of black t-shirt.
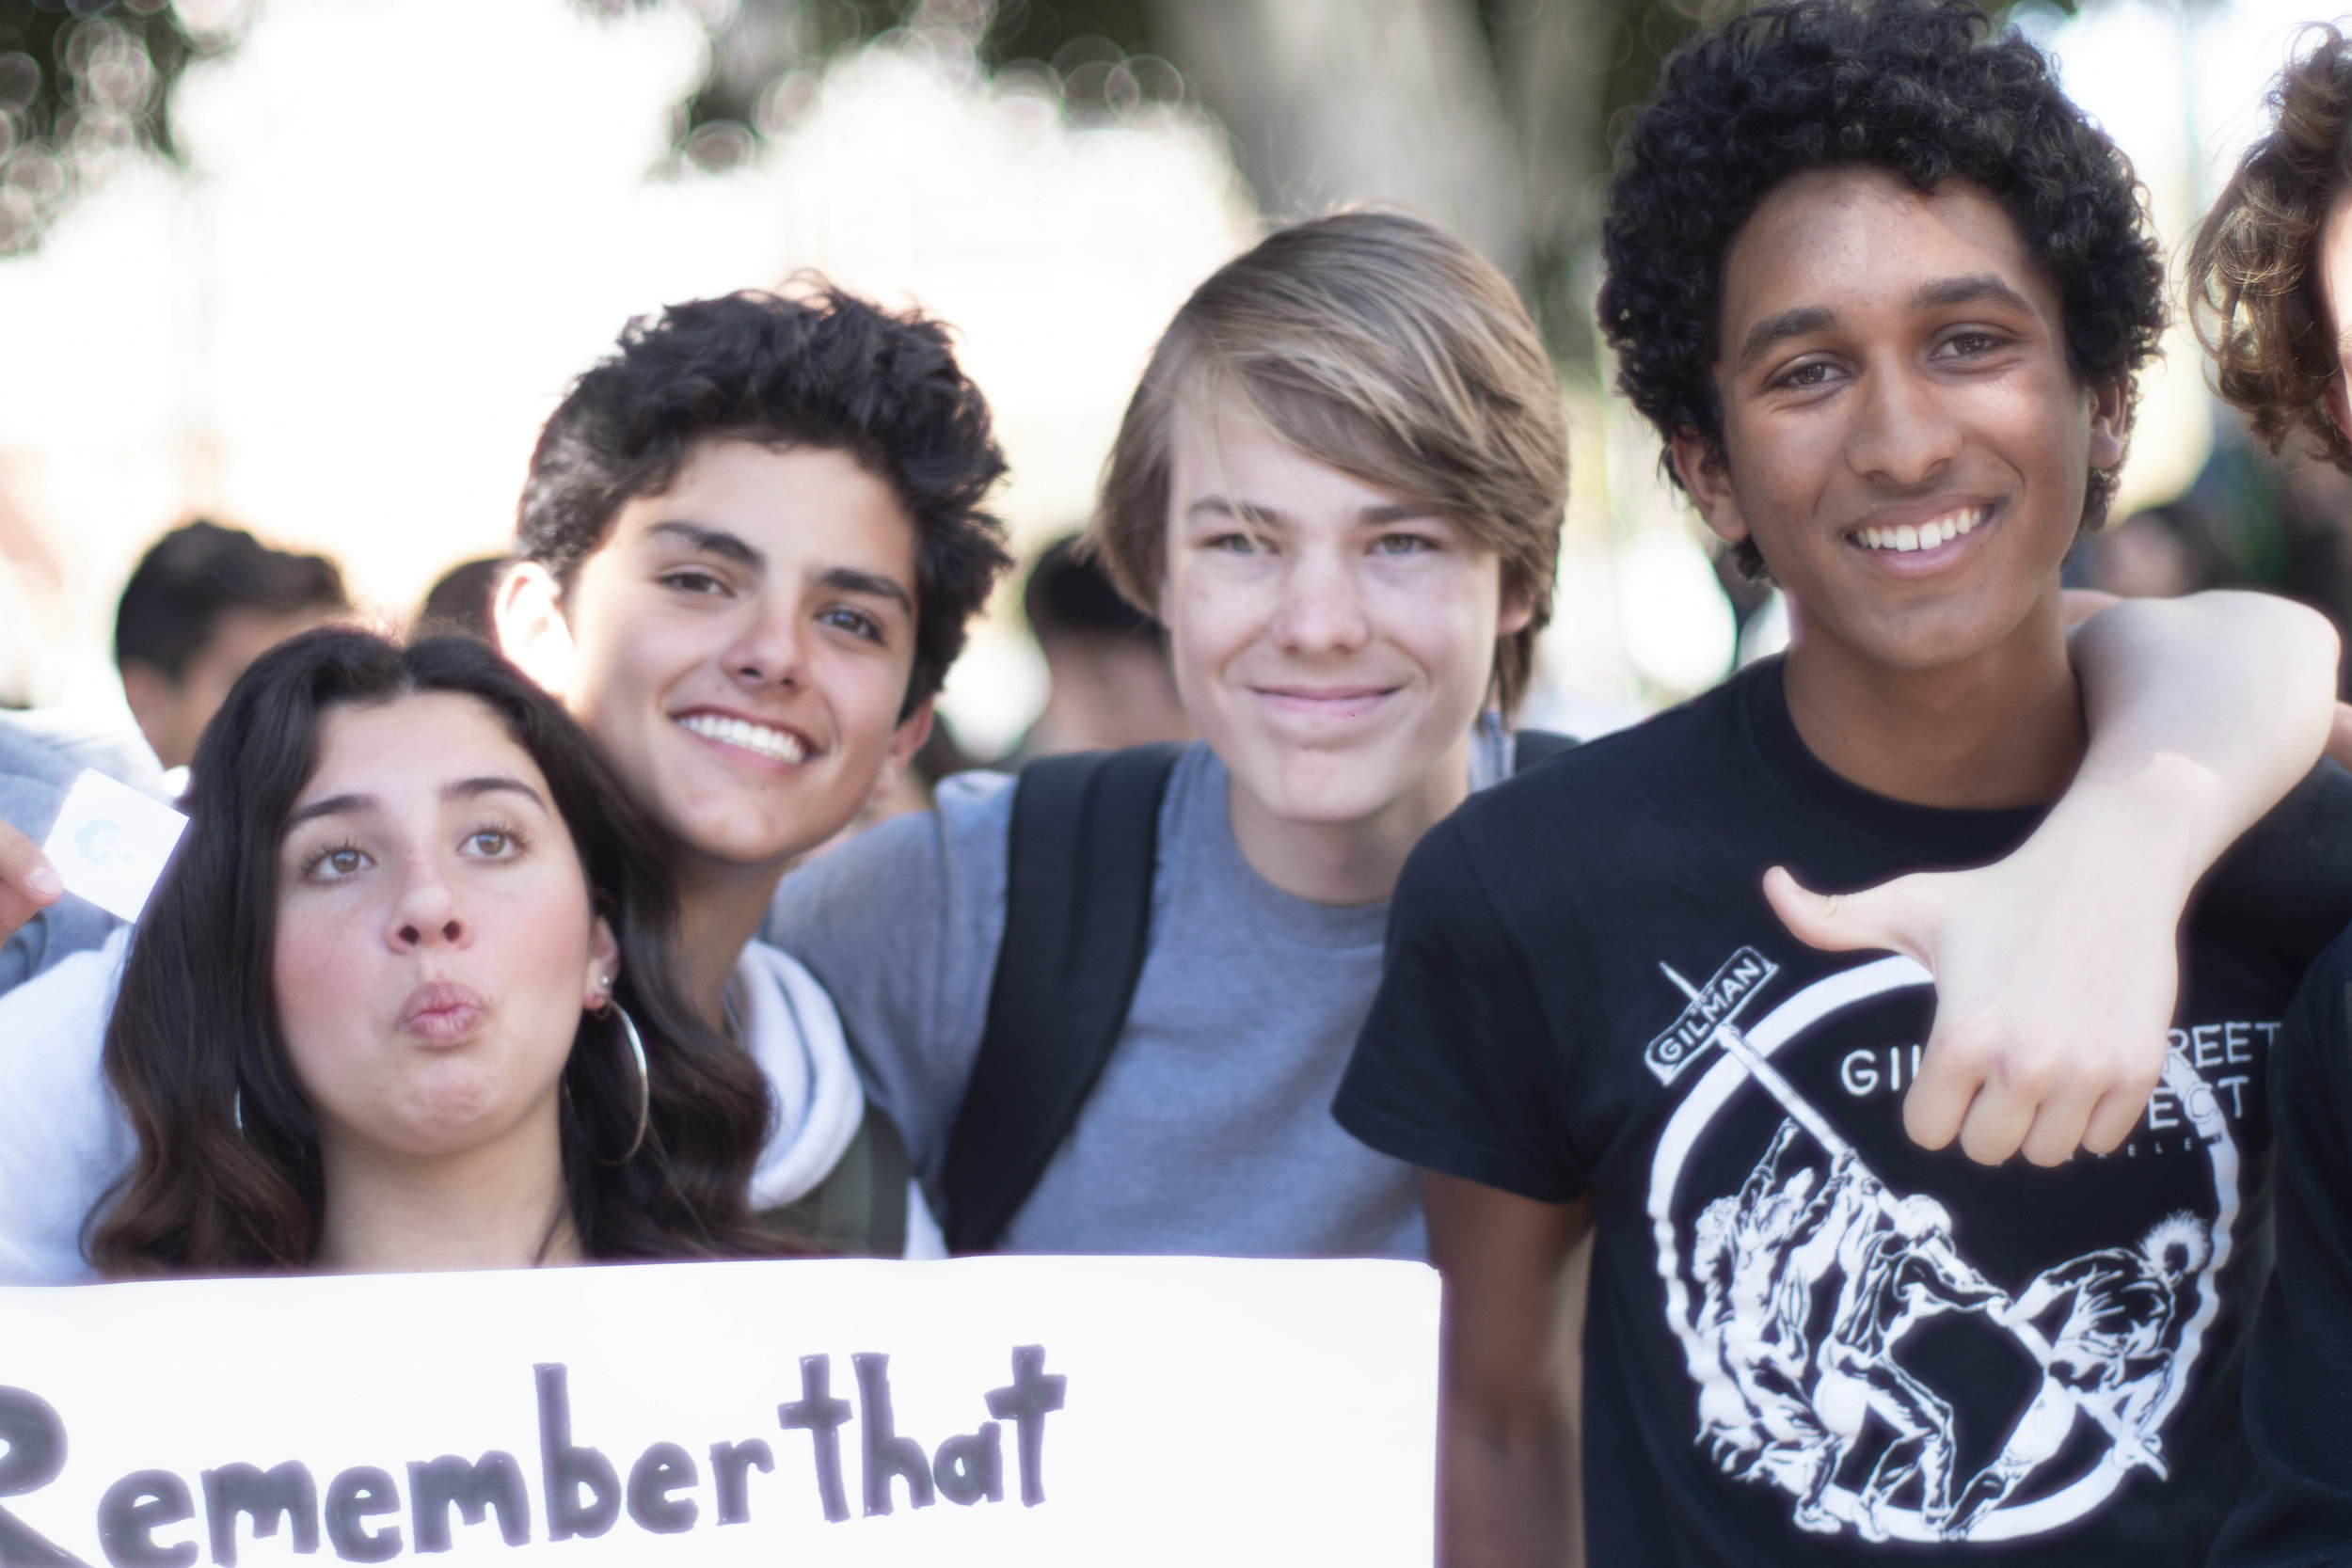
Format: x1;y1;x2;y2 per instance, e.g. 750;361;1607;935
1336;658;2352;1566
2210;926;2352;1566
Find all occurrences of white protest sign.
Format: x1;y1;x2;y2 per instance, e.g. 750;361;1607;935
0;1256;1436;1566
39;770;186;925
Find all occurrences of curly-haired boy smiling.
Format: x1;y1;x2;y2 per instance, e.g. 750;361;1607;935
1336;2;2352;1562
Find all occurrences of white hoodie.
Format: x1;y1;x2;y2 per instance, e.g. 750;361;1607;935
0;930;940;1282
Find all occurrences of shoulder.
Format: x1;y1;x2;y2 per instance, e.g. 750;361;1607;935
2195;759;2352;974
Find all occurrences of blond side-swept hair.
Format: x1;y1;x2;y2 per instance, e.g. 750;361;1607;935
2189;24;2352;472
1091;209;1567;716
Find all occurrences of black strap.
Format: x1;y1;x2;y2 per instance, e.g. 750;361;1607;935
942;744;1185;1253
1512;727;1578;771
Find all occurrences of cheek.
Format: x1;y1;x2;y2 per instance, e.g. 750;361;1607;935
1373;563;1503;693
1165;563;1270;687
270;902;376;1098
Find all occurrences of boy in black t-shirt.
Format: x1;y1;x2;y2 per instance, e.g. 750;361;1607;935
1335;2;2352;1563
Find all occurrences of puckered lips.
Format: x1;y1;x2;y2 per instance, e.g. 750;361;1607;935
671;707;818;769
1843;500;1995;574
400;980;487;1045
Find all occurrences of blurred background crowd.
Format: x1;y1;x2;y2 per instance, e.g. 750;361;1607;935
0;0;2344;806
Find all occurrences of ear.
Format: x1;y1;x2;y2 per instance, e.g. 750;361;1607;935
493;560;578;702
2086;375;2131;473
2327;372;2352;452
118;661;176;752
1498;578;1536;639
1670;428;1751;551
582;914;621;1013
868;698;935;805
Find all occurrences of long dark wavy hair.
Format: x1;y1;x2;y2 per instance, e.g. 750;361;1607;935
91;629;784;1275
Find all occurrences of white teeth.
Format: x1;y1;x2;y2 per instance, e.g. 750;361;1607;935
676;713;807;764
1854;506;1988;551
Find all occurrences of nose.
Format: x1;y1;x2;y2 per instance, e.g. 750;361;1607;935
719;592;809;692
1846;357;1961;490
388;856;468;952
1267;542;1373;657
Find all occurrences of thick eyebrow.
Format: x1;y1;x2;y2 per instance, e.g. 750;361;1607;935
284;777;545;831
1736;306;1837;372
1912;273;2036;315
648;520;764;571
815;564;914;614
445;776;547;810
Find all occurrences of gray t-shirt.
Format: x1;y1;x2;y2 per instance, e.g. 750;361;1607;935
765;725;1512;1259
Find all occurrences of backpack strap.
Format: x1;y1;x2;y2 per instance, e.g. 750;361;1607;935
1512;727;1579;772
942;743;1186;1254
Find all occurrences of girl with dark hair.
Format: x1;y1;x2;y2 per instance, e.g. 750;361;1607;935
88;627;780;1273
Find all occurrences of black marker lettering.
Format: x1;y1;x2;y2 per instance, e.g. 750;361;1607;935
985;1346;1066;1507
199;1463;317;1565
95;1472;188;1568
405;1454;528;1553
625;1445;697;1535
852;1354;933;1515
932;1424;1004;1507
777;1356;851;1525
533;1365;618;1541
321;1468;400;1564
0;1386;86;1567
707;1443;771;1527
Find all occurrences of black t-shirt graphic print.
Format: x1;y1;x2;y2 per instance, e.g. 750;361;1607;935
1336;659;2352;1566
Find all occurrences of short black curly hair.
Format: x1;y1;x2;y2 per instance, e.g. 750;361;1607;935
1598;0;2166;576
517;286;1013;716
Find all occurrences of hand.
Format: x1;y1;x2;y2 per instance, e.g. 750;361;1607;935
1765;846;2173;1167
0;815;61;946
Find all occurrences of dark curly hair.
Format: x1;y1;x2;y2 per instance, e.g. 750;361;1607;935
517;285;1013;716
91;629;793;1275
2187;25;2352;473
1598;0;2167;576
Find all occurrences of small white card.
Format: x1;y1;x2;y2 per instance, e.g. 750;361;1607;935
40;768;188;925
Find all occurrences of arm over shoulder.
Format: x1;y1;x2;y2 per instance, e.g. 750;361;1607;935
764;773;1015;1187
1334;815;1582;1205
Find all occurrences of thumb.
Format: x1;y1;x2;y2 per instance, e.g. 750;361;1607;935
1763;865;1924;960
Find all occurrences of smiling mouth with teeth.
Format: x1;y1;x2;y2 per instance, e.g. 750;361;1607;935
675;713;809;765
1853;505;1990;553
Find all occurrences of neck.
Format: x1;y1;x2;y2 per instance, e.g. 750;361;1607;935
1781;592;2085;809
312;1101;577;1273
669;852;787;1031
1227;731;1475;906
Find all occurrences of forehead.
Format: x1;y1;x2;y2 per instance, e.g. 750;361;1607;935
1719;166;2060;347
301;693;540;801
623;437;917;570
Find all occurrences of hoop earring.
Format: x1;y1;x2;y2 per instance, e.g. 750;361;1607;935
610;1006;650;1164
232;1087;245;1136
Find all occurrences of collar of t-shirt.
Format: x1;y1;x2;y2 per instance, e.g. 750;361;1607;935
1740;657;2048;865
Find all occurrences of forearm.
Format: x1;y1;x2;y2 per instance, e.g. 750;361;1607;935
1441;1396;1570;1568
2062;591;2338;894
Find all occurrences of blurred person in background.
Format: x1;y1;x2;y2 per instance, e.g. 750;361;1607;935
2185;26;2352;1558
0;286;1012;1272
113;520;351;776
0;518;348;987
413;555;507;642
768;208;2344;1280
1004;532;1191;762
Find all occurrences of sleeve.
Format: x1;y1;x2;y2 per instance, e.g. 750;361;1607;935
2211;929;2352;1565
1333;816;1581;1205
0;927;133;1283
2197;761;2352;983
762;772;1015;1191
0;728;120;993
